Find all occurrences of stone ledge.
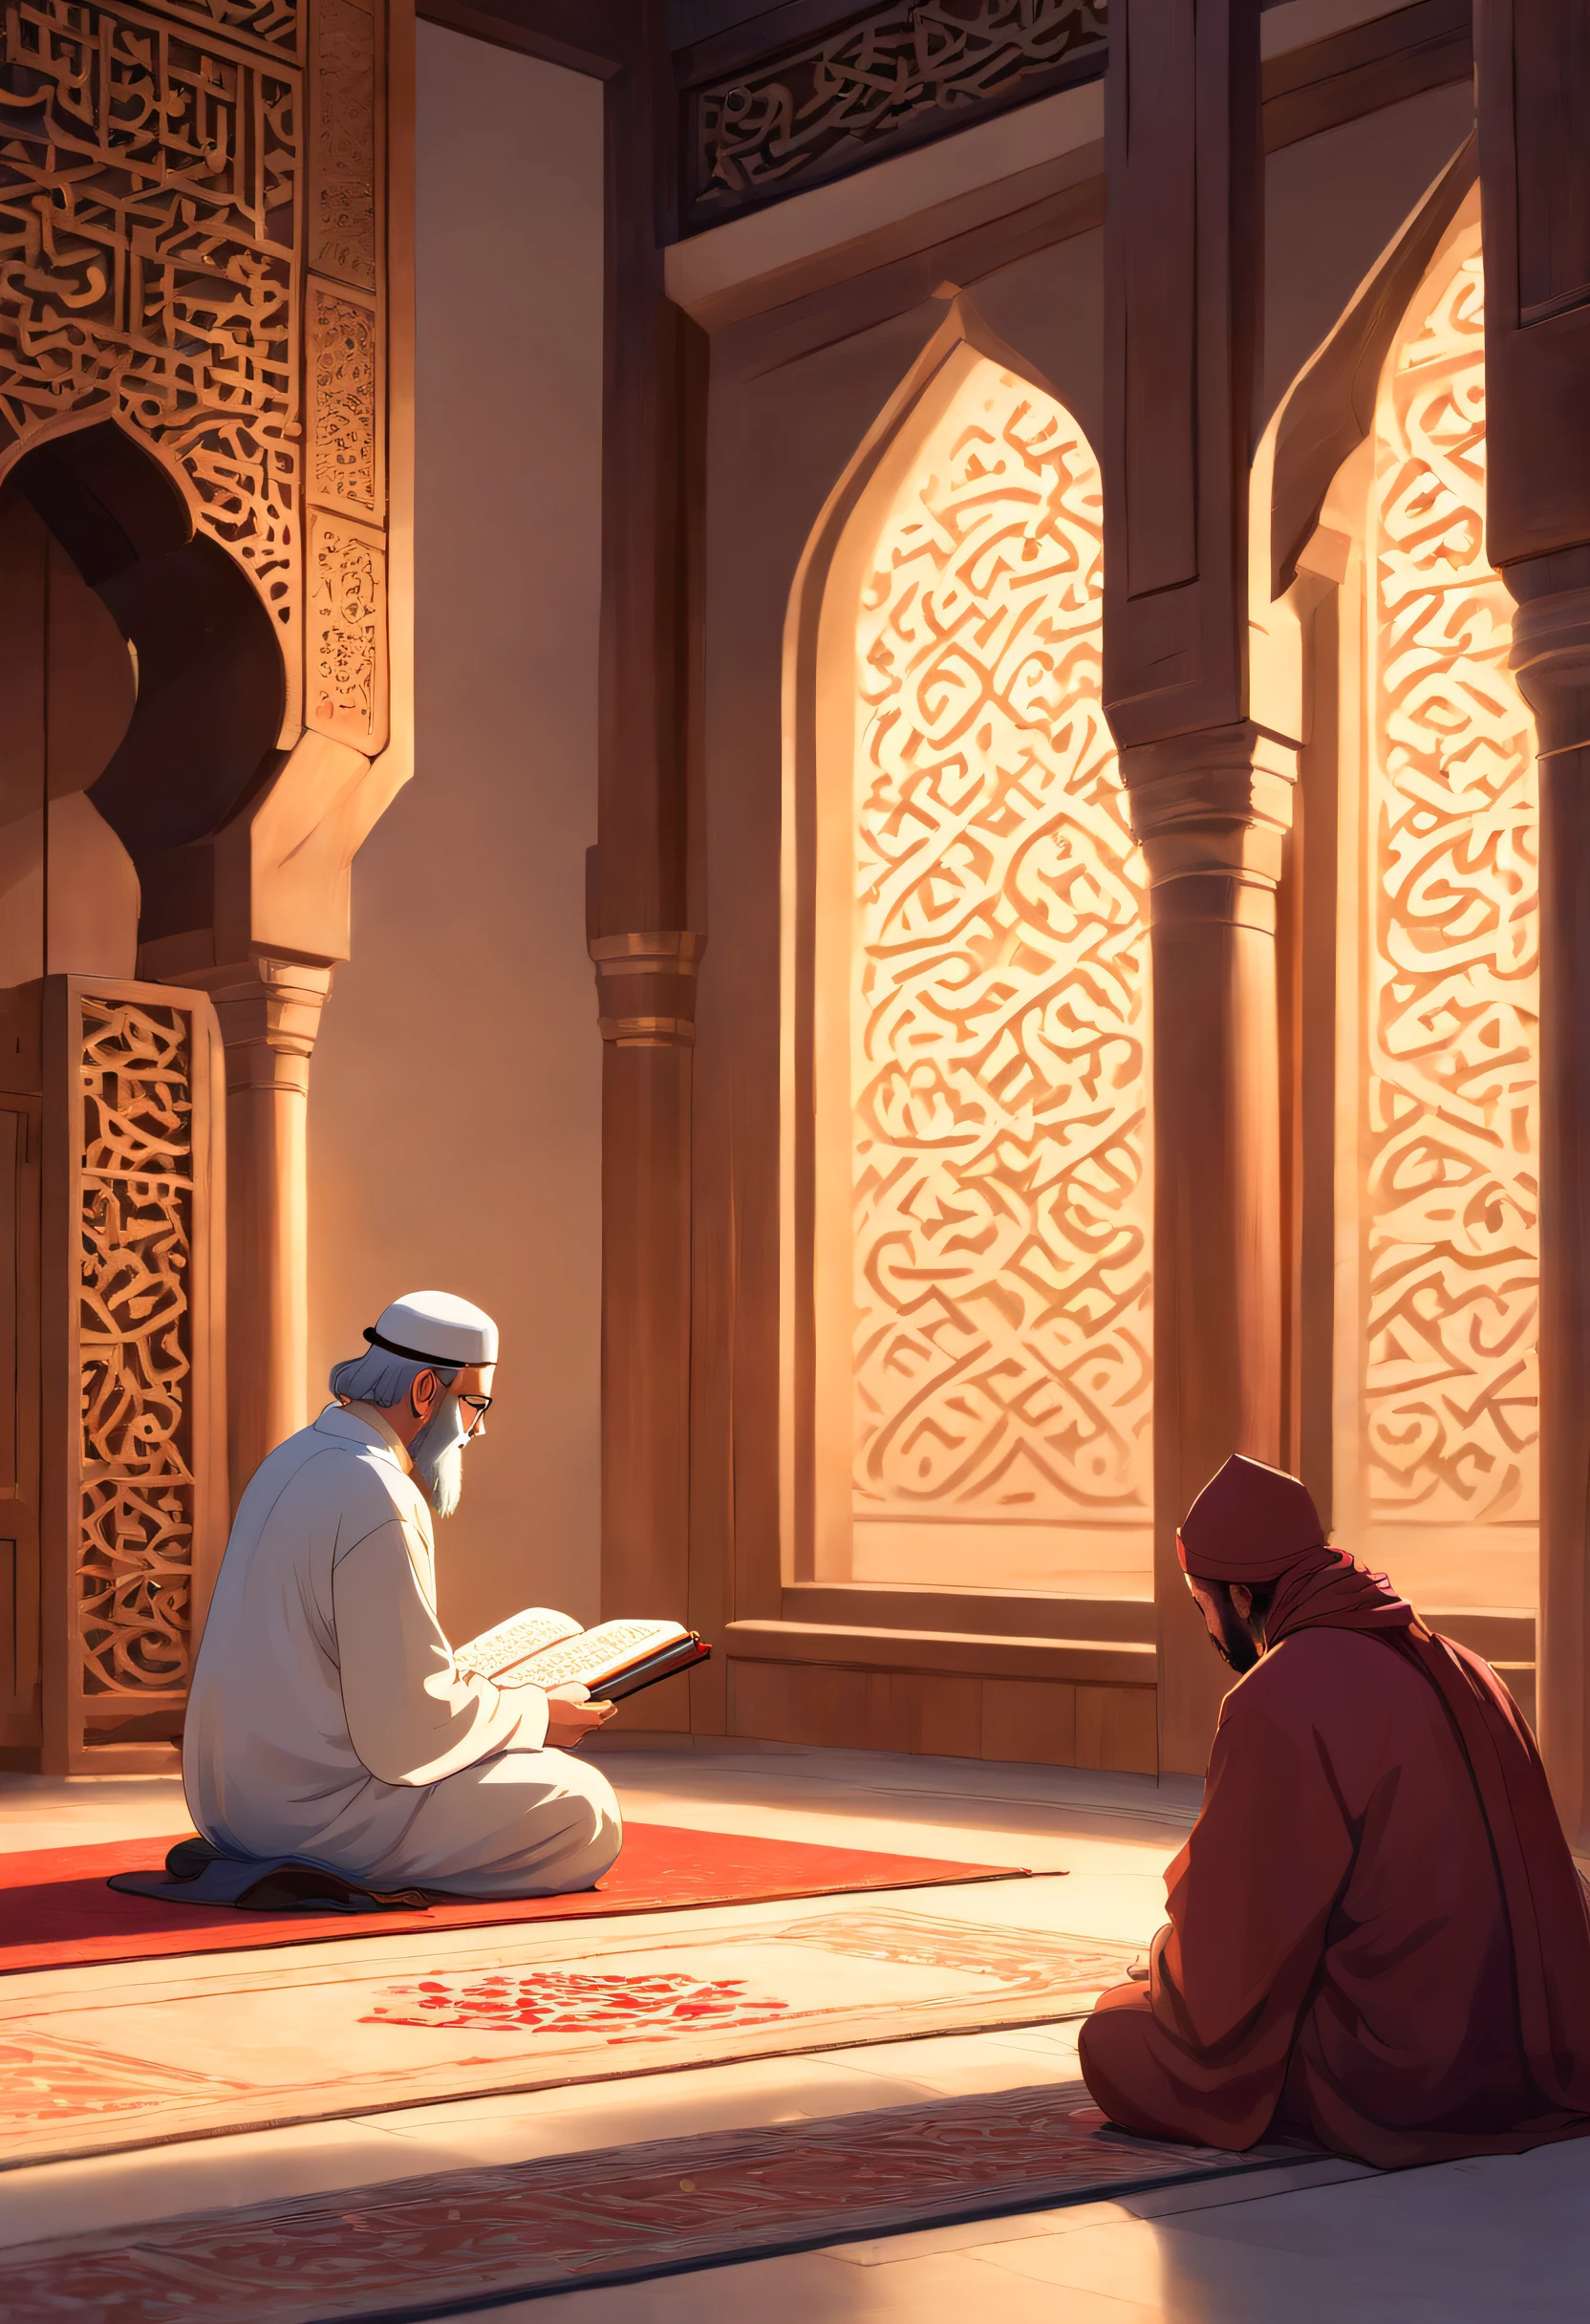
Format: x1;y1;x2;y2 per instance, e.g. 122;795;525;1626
723;1620;1156;1689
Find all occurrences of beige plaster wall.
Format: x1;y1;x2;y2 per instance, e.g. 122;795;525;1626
1263;78;1476;426
308;24;605;1643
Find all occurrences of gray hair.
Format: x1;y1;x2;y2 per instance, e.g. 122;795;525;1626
329;1346;460;1409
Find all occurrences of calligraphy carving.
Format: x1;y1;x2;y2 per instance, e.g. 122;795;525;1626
141;0;300;56
0;0;299;630
307;509;385;749
311;0;376;289
75;999;195;1698
850;360;1152;1526
307;284;377;515
690;0;1107;221
1360;244;1539;1526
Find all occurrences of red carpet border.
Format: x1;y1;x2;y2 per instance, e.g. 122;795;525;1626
0;1824;1020;1975
0;2086;1311;2321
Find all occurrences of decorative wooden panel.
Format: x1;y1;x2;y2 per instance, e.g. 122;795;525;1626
1341;234;1540;1580
0;1088;41;1754
0;0;390;753
681;0;1107;230
845;358;1152;1578
42;979;226;1772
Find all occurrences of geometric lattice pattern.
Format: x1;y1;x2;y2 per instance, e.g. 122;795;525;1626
76;999;196;1695
850;359;1152;1525
1362;245;1539;1526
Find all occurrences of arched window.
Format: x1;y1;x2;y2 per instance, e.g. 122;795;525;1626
792;326;1153;1596
1335;214;1539;1613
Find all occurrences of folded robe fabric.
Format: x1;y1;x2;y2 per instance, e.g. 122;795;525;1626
108;1837;431;1913
1085;1454;1590;2167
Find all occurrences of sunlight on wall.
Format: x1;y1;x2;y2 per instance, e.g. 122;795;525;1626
847;358;1153;1590
1344;232;1539;1607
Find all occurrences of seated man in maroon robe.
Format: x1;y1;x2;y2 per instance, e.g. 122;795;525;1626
1079;1454;1590;2168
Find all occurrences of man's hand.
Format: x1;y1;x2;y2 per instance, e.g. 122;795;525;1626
544;1682;616;1749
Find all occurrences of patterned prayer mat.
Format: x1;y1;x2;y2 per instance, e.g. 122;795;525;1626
0;1900;1140;2168
0;2085;1317;2322
0;1822;1016;1975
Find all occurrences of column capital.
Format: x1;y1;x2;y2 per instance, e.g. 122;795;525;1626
1508;582;1590;756
589;931;705;1049
174;955;334;1097
1120;722;1300;933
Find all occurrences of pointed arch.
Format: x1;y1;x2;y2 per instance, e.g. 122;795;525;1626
1315;188;1540;1617
784;302;1153;1592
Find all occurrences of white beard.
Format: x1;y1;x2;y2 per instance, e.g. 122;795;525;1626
412;1393;470;1519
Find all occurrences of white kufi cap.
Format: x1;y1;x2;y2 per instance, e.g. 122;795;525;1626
365;1289;499;1368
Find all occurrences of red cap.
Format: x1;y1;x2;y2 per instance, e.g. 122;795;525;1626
1177;1454;1325;1583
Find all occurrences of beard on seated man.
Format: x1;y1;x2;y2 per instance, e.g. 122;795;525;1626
1078;1453;1590;2168
182;1289;622;1901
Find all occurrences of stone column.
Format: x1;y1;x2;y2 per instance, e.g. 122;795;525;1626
590;936;702;1655
1124;728;1295;1767
1510;583;1590;1849
185;954;333;1499
1476;0;1590;1848
1105;0;1269;1773
588;5;705;1727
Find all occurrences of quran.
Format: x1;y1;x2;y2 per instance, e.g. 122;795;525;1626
454;1608;710;1701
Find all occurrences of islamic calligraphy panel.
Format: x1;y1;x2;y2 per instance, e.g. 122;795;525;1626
0;0;300;632
1359;242;1539;1531
850;360;1152;1536
687;0;1108;226
140;0;301;55
42;979;224;1764
75;997;196;1700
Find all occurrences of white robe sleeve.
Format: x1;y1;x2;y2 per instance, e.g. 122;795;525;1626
332;1517;549;1782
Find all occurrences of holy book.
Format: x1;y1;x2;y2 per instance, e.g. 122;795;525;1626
454;1607;710;1701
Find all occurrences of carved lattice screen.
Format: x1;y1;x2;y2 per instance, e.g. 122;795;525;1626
43;979;226;1771
0;0;390;754
840;357;1153;1591
1341;229;1539;1610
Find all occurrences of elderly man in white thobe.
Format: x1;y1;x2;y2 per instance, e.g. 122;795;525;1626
183;1291;621;1899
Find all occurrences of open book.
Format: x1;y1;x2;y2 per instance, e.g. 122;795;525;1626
454;1607;710;1702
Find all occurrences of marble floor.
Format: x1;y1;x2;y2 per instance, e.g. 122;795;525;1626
2;1743;1586;2319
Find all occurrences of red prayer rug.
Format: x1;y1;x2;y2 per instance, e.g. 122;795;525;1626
0;1903;1138;2168
0;2086;1319;2322
0;1821;1017;1976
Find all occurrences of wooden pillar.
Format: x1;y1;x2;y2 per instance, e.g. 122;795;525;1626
1477;1;1590;1849
184;957;333;1496
591;5;703;1686
1104;0;1276;1773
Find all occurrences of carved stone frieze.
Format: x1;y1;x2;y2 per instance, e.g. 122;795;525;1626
307;508;387;751
0;0;300;634
687;0;1107;224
